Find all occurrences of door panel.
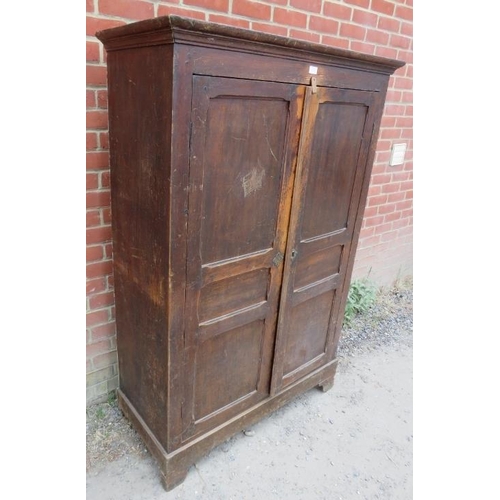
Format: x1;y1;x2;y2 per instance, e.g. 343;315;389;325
182;76;304;441
271;87;378;393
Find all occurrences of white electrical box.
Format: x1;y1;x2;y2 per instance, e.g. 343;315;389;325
389;143;407;166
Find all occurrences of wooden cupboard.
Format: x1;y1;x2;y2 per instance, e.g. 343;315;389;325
96;15;404;490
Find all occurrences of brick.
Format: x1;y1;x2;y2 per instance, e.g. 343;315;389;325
381;116;396;128
86;90;96;108
321;35;350;49
384;104;405;115
385;89;402;102
87;173;99;190
391;171;410;183
87;151;109;170
377;203;396;215
390;34;411;49
397;49;413;64
363;206;378;218
340;23;366;40
394;77;412;90
384;211;401;223
382;182;401;193
290;29;320;43
86;309;108;327
388;191;405;203
380;230;397;242
87;225;113;245
86;366;115;387
274;8;307;29
100;171;111;189
380;129;402;140
102;207;112;225
396;200;412;211
86;0;94;12
87;260;114;279
373;221;393;235
209;14;250;28
87;277;106;295
366;28;389;45
350;41;375;54
93;350;118;370
97;90;108;109
86;110;107;130
86;339;112;359
396;116;412;128
309;15;339;34
375;46;398;59
87;65;107;86
290;0;321;13
400;181;413;191
184;0;228;12
401;91;413;103
89;292;115;310
252;22;288;36
232;0;271;21
344;0;369;8
107;274;115;290
376;139;392;151
86;16;126;37
401;208;413;219
392;218;409;230
371;0;394;16
99;132;109;150
86;381;108;403
86;210;101;228
405;64;413;78
265;0;288;4
401;21;412;37
87;133;98;151
358;235;381;248
86;41;99;63
87;245;104;263
368;194;388;207
395;4;413;21
377;115;396;129
375;151;390;163
378;16;400;33
352;10;378;27
359;226;375;239
86;189;110;210
367;185;381;197
98;0;154;20
323;2;352;20
364;214;385;227
158;5;206;19
372;173;391;185
105;243;114;259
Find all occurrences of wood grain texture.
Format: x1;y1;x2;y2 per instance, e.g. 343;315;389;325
96;15;403;491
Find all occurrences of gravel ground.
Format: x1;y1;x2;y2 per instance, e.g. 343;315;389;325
86;277;412;498
338;276;413;358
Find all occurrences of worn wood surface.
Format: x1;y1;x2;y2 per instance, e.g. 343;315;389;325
97;14;403;491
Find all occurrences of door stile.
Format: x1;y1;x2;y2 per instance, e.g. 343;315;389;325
270;87;319;396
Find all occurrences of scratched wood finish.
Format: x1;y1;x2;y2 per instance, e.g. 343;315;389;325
96;15;404;491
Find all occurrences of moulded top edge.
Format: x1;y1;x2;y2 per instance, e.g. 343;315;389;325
95;15;405;74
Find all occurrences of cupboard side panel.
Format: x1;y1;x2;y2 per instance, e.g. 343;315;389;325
107;45;172;449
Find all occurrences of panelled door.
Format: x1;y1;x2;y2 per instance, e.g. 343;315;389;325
182;76;304;441
270;86;379;393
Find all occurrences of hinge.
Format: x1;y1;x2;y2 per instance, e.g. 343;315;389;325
310;76;318;94
272;251;284;267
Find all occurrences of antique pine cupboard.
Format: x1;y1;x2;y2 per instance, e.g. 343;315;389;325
96;15;404;490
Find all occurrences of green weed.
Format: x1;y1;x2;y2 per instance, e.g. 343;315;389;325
343;278;377;326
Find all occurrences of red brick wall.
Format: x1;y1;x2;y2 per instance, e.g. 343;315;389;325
86;0;413;403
